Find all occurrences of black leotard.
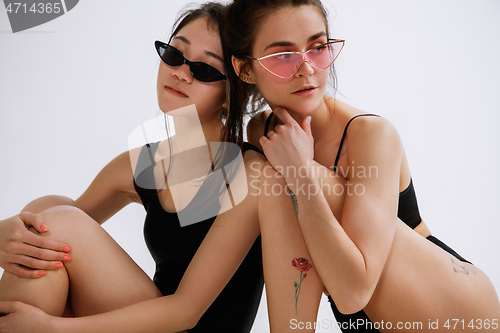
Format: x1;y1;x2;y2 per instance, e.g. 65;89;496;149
264;112;471;332
134;142;264;333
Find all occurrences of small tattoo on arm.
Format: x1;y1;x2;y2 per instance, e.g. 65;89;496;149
292;258;312;318
287;186;299;216
451;257;476;275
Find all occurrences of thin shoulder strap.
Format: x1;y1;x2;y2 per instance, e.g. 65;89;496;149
137;141;160;175
333;114;380;173
263;112;274;136
242;142;264;155
134;141;161;191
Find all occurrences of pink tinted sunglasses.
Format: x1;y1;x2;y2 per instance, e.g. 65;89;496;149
251;39;345;78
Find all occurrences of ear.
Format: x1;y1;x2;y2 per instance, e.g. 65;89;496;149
231;55;256;84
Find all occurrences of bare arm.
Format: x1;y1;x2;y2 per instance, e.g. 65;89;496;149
75;149;140;224
260;108;403;314
295;118;402;313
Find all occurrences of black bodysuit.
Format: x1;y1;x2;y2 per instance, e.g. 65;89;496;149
264;113;470;332
134;142;264;333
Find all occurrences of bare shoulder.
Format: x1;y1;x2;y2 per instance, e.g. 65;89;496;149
242;148;266;178
346;115;404;167
95;146;147;199
126;146;145;173
330;98;400;145
247;109;272;150
349;113;399;137
327;98;403;165
348;115;401;146
75;147;143;221
110;148;141;184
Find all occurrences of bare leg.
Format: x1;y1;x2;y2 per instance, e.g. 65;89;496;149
0;195;80;278
258;164;324;332
0;205;162;316
21;195;79;214
0;264;69;316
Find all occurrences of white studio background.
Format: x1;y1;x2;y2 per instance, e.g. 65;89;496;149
1;1;499;332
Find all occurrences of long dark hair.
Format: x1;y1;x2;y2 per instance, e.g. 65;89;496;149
221;0;336;119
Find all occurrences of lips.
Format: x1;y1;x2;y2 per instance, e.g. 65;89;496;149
165;85;188;98
292;85;317;96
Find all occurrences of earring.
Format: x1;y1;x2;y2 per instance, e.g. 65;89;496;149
242;77;248;82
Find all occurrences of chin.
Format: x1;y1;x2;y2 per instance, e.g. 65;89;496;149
158;100;190;114
267;90;324;113
287;98;323;115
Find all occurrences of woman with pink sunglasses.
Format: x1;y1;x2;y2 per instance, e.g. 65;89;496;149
223;0;500;331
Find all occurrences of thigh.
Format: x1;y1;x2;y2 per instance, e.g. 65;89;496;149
39;206;162;316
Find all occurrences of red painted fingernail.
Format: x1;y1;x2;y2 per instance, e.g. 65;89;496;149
40;224;49;232
55;263;64;269
63;256;72;262
63;247;71;253
38;271;47;276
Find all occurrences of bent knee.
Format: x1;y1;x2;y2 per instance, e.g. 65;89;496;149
22;195;78;214
41;205;87;220
39;206;98;235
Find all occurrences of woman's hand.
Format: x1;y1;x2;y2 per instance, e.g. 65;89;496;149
259;107;314;187
0;301;54;333
0;212;71;278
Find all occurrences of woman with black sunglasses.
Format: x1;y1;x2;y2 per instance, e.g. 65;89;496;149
0;3;266;332
223;0;500;331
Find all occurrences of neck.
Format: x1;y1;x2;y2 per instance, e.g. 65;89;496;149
168;104;224;152
275;96;334;143
310;97;336;144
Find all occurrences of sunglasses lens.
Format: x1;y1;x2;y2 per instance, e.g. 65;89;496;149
259;41;344;78
306;44;335;69
259;53;303;78
159;44;183;66
190;63;224;82
155;41;225;82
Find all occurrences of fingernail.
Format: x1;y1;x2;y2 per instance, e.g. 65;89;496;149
307;116;312;123
55;263;64;269
63;256;72;262
63;247;71;253
40;224;49;232
38;270;47;276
